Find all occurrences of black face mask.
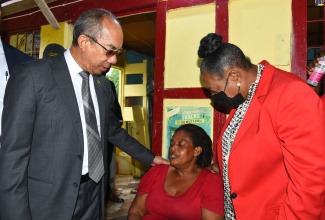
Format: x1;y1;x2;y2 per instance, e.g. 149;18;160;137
210;75;245;108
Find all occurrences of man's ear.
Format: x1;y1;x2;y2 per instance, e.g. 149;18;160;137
194;147;202;156
78;35;89;51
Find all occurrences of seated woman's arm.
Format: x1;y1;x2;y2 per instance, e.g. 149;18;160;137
202;208;224;220
201;172;224;220
127;194;148;220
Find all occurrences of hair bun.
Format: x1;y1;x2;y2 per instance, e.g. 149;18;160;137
198;33;223;58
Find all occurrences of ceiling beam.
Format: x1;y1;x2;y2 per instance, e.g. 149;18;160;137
2;0;57;17
33;0;60;29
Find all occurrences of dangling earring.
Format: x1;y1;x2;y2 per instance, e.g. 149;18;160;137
237;82;241;87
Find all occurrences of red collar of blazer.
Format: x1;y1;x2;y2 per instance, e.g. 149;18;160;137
217;60;275;176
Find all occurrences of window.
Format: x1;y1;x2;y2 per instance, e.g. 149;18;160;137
307;0;324;61
307;0;325;94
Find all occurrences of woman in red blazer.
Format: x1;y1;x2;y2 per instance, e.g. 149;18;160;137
198;33;325;220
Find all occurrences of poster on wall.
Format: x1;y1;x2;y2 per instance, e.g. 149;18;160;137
33;32;40;59
26;33;34;57
165;106;213;158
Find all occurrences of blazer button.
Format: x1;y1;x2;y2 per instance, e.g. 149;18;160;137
230;192;237;199
77;155;82;160
73;183;78;188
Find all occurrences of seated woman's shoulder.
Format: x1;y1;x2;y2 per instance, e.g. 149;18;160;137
204;168;222;182
149;164;169;171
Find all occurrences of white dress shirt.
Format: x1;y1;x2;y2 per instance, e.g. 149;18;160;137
64;48;101;175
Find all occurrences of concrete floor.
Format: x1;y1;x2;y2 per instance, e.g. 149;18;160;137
104;175;140;220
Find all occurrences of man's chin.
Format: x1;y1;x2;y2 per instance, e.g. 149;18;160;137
100;67;111;75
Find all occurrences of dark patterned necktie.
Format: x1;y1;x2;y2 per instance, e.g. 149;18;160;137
79;70;104;183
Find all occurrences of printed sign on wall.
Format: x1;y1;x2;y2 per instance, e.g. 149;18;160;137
165;106;212;158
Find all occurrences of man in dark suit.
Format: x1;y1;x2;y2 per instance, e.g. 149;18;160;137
0;8;168;220
0;2;34;139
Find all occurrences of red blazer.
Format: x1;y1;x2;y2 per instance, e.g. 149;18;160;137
217;61;325;220
321;94;325;105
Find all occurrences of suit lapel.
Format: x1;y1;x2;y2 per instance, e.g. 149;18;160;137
93;76;106;145
218;109;235;176
52;56;83;145
231;61;274;151
93;76;108;208
231;96;262;151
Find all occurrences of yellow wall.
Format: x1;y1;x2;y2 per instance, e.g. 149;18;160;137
9;34;27;53
165;3;216;88
162;3;216;159
39;21;73;58
229;0;292;71
9;34;18;49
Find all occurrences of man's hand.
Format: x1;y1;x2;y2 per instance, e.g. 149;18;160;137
151;156;169;166
208;163;220;173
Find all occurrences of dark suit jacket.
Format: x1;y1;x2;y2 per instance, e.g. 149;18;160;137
107;80;123;165
0;54;155;220
2;40;34;73
109;80;123;126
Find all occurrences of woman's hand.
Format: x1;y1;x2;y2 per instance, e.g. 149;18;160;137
306;57;320;76
208;163;220;174
306;57;323;95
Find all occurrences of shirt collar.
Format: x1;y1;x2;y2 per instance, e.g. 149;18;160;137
64;47;83;76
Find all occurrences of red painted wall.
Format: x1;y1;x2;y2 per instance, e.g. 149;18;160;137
291;0;307;79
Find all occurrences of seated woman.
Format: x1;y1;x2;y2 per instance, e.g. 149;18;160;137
128;124;224;220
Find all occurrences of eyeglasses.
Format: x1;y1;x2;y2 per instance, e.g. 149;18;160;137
85;34;123;57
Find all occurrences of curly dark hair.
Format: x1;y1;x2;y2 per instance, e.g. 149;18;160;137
174;124;212;168
72;8;120;46
198;33;253;78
